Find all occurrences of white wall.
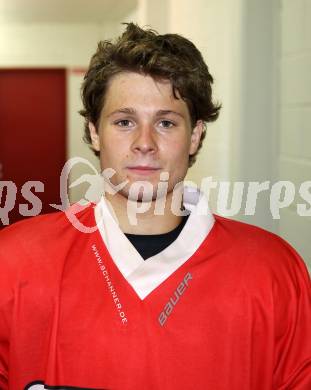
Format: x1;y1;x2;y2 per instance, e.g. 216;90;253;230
278;0;311;267
0;23;100;67
228;0;280;232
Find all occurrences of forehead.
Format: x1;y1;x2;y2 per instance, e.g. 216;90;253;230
102;71;190;116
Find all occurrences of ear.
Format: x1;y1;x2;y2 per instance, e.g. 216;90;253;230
189;120;204;155
88;122;100;152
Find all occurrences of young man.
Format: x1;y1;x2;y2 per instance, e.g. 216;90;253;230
0;23;310;390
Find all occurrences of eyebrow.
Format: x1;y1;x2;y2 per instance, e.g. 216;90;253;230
156;109;185;119
107;107;185;119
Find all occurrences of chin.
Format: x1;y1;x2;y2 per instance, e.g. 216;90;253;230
126;187;156;203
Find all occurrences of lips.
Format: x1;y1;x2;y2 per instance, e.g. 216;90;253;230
126;166;161;175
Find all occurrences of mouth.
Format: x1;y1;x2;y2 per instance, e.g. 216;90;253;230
126;166;161;176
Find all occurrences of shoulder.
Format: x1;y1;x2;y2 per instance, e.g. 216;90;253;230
0;203;93;250
0;203;95;288
212;214;310;288
1;209;66;244
213;213;303;257
0;206;85;252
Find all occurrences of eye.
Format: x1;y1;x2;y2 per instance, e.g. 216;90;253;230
115;119;133;128
159;120;175;129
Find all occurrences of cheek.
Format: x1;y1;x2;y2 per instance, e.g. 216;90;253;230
101;132;132;155
100;135;123;158
165;138;191;162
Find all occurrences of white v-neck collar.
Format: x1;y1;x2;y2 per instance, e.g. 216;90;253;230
94;187;215;299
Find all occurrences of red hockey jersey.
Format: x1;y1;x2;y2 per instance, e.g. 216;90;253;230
0;193;310;389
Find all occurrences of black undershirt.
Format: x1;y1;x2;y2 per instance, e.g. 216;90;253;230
125;215;190;260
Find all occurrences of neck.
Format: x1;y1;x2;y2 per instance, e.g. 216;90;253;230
104;189;184;235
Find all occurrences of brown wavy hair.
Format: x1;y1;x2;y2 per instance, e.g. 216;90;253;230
79;23;221;167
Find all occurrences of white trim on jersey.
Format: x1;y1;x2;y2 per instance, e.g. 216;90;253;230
94;187;215;299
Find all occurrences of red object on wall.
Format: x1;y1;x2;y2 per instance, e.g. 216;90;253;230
0;69;67;227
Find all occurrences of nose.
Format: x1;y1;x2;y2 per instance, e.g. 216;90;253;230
131;124;158;155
